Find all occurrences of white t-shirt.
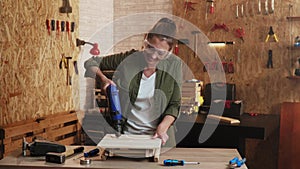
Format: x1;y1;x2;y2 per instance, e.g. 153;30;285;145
126;72;160;135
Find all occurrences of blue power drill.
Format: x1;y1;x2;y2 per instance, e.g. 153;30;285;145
107;85;123;137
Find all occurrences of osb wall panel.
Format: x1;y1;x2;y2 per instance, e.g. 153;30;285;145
173;0;300;115
0;0;80;126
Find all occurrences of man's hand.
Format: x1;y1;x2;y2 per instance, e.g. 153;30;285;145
100;76;115;95
90;66;116;94
152;115;175;145
152;132;169;145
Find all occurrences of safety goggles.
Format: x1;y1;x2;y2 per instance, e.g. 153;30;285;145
144;39;170;60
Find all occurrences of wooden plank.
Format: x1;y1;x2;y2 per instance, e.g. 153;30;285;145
46;124;78;140
57;136;77;145
4;138;23;154
48;113;78;127
4;122;40;138
3;111;75;138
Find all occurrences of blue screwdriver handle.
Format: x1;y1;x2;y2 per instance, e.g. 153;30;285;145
84;148;100;157
163;159;185;166
229;157;239;164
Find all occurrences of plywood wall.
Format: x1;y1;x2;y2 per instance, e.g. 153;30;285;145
173;0;300;114
0;0;80;125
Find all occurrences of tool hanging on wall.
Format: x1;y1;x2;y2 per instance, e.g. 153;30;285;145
70;22;75;47
267;49;273;68
264;0;268;15
61;21;65;41
207;0;215;14
59;54;72;85
227;59;234;73
184;0;197;14
73;61;78;75
222;58;228;73
51;20;55;33
236;4;239;18
270;0;275;13
174;42;179;55
50;19;55;48
192;31;200;58
241;4;244;17
211;23;229;32
234;27;245;42
56;20;60;37
179;0;197;29
265;26;279;42
66;21;70;41
59;0;72;17
46;19;51;36
258;0;261;14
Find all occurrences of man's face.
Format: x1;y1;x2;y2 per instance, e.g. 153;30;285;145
144;36;171;67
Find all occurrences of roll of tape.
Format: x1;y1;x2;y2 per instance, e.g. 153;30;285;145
80;158;91;165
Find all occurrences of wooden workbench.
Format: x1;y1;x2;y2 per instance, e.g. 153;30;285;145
0;146;247;169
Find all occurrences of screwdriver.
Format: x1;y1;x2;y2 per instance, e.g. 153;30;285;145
73;148;100;160
46;19;50;35
163;159;200;166
84;148;100;157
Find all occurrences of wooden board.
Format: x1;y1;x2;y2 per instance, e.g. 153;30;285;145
97;134;161;161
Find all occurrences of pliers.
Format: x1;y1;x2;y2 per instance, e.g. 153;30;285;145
265;26;279;42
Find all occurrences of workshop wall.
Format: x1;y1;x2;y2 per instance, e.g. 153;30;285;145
113;0;173;53
173;1;300;169
173;0;300;115
0;0;80;126
78;0;113;110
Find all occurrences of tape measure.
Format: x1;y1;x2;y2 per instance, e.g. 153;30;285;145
80;158;91;165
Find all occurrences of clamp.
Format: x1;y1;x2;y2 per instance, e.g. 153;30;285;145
265;26;279;42
229;157;246;168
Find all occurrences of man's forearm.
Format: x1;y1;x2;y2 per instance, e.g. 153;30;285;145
157;115;175;134
89;66;107;81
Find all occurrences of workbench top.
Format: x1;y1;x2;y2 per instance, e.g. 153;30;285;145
0;146;247;169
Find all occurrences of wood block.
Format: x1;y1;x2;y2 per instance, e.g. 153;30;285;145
207;114;240;124
98;134;161;161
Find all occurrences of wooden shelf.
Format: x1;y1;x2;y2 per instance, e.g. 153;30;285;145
287;16;300;21
287;46;300;50
287;76;300;80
